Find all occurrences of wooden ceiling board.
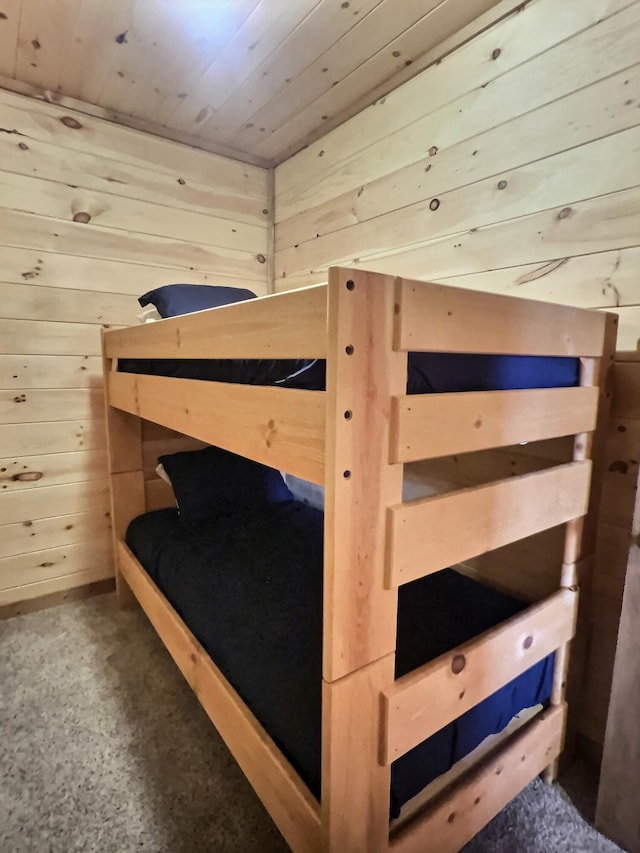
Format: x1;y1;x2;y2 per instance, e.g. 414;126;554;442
165;0;322;133
224;0;448;152
189;0;384;142
0;0;505;164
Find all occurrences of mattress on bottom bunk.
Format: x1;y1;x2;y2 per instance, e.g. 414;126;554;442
119;352;579;394
126;502;553;818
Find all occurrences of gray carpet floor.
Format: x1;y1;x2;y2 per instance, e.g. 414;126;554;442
0;594;627;853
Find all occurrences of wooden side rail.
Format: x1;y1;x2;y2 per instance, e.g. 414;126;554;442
386;461;591;587
118;541;322;853
389;704;566;853
104;284;328;360
381;589;577;764
393;278;606;356
108;371;326;484
390;386;599;463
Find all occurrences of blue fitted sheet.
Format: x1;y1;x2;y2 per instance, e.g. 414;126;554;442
126;504;553;817
119;352;579;394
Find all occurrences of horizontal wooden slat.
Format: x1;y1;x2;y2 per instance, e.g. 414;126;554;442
0;480;110;525
108;372;325;485
0;535;112;591
395;278;607;356
0;355;103;389
0;209;267;283
391;386;599;463
0;245;264;297
0;282;138;326
0;509;112;559
118;541;321;853
0;450;108;492
0;420;106;456
382;589;576;763
0;131;268;226
0;89;268;197
104;285;327;361
0;389;104;423
0;318;110;356
389;704;566;853
0;171;267;255
0;566;114;607
386;461;591;587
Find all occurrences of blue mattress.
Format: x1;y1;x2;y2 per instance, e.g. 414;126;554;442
119;352;579;394
126;504;553;817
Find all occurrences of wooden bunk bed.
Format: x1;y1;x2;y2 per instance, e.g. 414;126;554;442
101;267;616;853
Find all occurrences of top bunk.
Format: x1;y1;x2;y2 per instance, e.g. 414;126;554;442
102;266;613;487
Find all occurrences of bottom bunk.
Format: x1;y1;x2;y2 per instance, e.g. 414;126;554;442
124;493;554;823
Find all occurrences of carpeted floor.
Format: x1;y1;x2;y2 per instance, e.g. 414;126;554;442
0;594;626;853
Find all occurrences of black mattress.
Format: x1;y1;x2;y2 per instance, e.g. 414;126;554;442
126;502;554;817
119;352;580;394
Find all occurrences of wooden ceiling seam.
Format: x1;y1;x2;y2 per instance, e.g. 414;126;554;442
0;0;507;163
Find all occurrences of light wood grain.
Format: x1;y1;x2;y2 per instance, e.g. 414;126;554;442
118;541;321;853
0;566;114;607
276;64;640;241
390;705;566;853
0;449;107;492
0;536;112;592
108;372;326;485
0;170;268;255
0;282;138;326
391;386;598;463
323;268;406;681
0;420;105;456
387;462;592;587
382;590;576;762
104;285;327;361
0;509;112;559
395;278;607;356
276;0;637;198
321;655;394;853
0;480;110;526
1;209;266;283
596;459;640;852
0;389;103;423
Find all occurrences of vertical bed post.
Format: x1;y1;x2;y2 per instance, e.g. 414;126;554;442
101;330;145;608
322;268;407;852
543;312;618;780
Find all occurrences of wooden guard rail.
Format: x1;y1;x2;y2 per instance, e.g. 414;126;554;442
108;371;326;484
386;461;592;587
381;589;578;764
389;704;566;853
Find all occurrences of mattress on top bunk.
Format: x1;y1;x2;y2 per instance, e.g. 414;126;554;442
126;502;554;817
118;351;579;394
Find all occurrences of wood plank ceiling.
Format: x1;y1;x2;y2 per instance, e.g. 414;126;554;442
0;0;503;165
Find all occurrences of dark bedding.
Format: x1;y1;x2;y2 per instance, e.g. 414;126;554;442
126;503;553;817
119;352;579;394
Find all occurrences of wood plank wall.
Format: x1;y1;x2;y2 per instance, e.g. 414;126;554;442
0;89;269;611
273;0;640;348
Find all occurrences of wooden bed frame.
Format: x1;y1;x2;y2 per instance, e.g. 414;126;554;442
101;267;616;853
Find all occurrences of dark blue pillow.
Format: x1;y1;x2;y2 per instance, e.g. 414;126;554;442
159;446;293;523
139;284;257;318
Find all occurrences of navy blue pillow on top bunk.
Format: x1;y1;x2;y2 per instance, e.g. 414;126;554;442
139;283;257;318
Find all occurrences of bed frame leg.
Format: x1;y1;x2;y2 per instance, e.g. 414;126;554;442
102;335;145;606
322;655;394;853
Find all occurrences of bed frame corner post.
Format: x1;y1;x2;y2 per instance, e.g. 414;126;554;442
101;329;145;609
545;311;618;780
322;268;407;852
